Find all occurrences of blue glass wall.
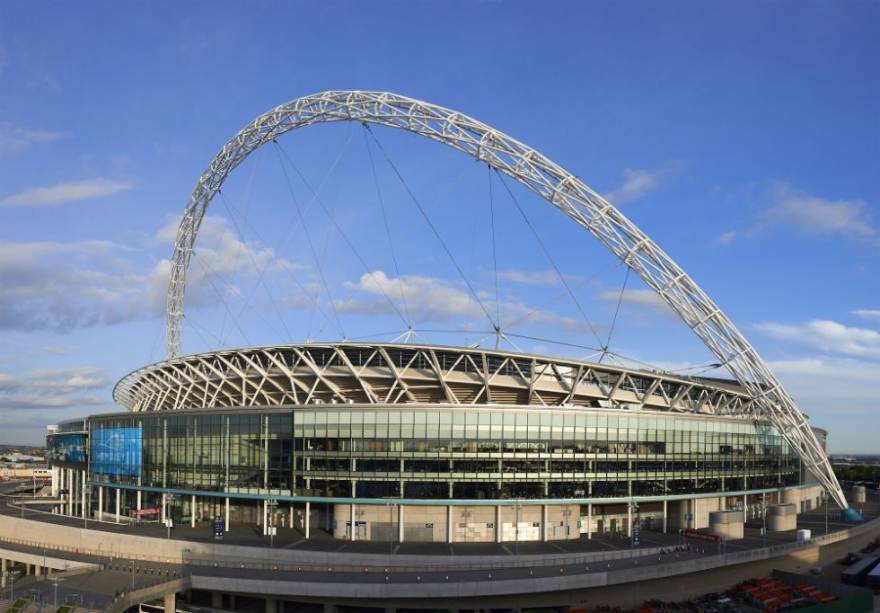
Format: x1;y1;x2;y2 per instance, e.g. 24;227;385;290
91;427;142;476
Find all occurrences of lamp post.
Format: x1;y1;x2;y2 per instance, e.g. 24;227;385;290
629;501;640;549
821;489;828;535
761;491;768;546
3;571;14;602
49;575;64;609
267;499;278;548
165;494;177;539
385;500;397;555
514;499;521;555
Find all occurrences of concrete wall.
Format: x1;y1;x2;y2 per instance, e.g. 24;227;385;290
330;503;581;542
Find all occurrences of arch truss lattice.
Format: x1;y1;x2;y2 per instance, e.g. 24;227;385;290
166;90;847;510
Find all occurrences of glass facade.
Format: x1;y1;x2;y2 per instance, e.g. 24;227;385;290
85;406;802;500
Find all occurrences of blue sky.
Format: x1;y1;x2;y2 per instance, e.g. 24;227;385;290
0;1;877;451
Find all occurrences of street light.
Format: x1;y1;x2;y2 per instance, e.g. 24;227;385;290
165;494;177;539
3;570;15;602
514;499;521;555
267;499;278;548
821;489;828;535
49;575;64;609
758;493;767;547
385;500;397;555
629;501;640;549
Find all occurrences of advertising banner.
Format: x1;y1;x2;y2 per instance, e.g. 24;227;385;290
91;427;142;476
47;433;87;465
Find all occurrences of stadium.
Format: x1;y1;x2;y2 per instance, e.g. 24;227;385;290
48;341;825;544
3;91;875;611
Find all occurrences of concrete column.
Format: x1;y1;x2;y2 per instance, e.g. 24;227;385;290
289;504;294;531
98;486;104;521
163;591;176;612
81;470;87;519
211;592;222;609
627;502;632;538
304;502;310;539
587;503;592;540
350;504;356;541
265;598;277;613
446;505;453;544
542;504;549;541
663;499;668;534
262;500;267;535
136;490;142;512
115;488;121;522
191;495;196;528
161;492;166;523
67;469;74;515
495;506;502;542
743;495;747;520
2;558;7;588
225;498;230;532
398;505;405;543
51;467;58;498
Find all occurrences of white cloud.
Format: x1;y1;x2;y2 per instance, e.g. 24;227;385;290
0;216;300;333
598;288;673;316
765;356;880;423
604;165;676;205
495;270;561;285
0;178;134;207
0;123;64;154
337;270;603;335
853;309;880;320
0;367;108;411
339;270;485;321
715;230;736;246
755;319;880;359
757;184;875;238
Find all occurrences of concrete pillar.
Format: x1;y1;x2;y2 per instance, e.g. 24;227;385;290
495;506;502;542
51;467;59;498
265;598;277;613
164;591;176;612
191;495;196;528
1;558;6;588
81;470;87;519
446;505;453;544
350;504;356;541
304;502;310;539
262;500;267;535
67;469;74;515
627;502;632;538
289;504;295;531
542;504;549;541
115;488;121;522
98;486;104;521
211;592;222;609
398;505;405;543
663;499;668;534
161;492;166;523
587;503;592;540
224;498;230;532
137;490;142;512
743;495;748;520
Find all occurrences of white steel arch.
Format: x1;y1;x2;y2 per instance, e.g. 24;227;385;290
167;90;848;510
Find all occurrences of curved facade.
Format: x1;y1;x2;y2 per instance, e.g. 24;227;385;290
47;343;823;543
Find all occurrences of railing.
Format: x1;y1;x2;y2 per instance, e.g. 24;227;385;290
1;498;879;581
